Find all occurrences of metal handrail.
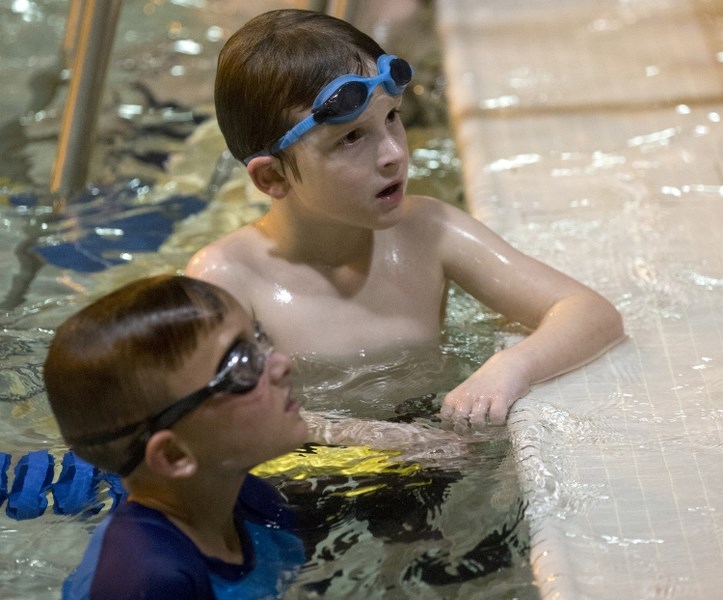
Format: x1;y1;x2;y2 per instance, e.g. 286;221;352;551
50;0;122;209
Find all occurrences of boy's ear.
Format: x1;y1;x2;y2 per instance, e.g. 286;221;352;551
144;430;197;479
247;156;290;199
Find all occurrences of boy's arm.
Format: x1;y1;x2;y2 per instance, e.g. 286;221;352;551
302;409;472;460
433;200;625;425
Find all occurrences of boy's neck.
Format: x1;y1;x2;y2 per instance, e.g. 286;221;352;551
165;509;244;565
127;472;246;564
256;209;373;268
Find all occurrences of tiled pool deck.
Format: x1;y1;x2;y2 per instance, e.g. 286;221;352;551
437;0;722;597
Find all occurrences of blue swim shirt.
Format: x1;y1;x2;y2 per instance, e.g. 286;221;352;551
62;475;305;600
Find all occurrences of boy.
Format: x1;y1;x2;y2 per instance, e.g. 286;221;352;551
186;9;624;426
43;274;308;599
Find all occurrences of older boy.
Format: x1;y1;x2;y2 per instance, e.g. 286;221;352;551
186;9;624;426
44;274;308;599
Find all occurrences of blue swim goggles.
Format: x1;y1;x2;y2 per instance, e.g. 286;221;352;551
243;54;413;165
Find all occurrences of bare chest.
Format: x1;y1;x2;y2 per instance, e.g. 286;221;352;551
250;255;447;356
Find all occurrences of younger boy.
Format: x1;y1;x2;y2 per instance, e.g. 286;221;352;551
43;274;308;600
186;9;624;426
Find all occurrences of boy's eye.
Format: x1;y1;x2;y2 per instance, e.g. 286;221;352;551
387;108;401;123
340;129;363;145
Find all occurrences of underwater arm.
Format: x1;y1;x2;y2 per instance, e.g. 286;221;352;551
302;409;473;460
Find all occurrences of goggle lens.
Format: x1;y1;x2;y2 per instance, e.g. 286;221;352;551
221;342;267;394
389;58;413;91
319;81;368;121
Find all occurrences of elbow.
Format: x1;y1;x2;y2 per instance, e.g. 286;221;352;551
599;297;626;349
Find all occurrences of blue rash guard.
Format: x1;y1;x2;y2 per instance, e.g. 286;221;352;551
62;475;305;600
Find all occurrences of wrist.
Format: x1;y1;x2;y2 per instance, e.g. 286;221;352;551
483;346;536;393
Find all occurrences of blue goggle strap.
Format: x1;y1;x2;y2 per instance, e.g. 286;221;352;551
269;114;318;155
243;54;409;165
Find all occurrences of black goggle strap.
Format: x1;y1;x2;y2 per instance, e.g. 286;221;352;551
105;352;240;477
68;333;267;476
67;390;212;477
115;433;151;477
66;356;230;450
67;327;266;446
64;415;153;478
65;419;140;447
113;368;230;477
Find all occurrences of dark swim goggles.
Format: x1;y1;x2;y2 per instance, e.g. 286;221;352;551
243;54;413;165
66;321;273;477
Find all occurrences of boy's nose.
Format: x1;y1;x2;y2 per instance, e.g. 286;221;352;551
267;349;292;383
378;131;406;168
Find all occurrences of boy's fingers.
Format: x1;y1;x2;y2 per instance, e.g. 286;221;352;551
441;390;492;426
441;389;512;427
439;401;455;419
487;405;508;425
440;388;478;420
439;389;465;419
468;398;491;426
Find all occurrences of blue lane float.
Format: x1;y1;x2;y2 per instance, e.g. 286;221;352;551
0;452;11;507
102;470;127;511
52;452;103;516
7;450;55;520
2;451;127;520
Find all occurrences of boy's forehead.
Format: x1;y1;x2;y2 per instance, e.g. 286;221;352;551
198;300;253;346
221;304;255;337
315;56;378;89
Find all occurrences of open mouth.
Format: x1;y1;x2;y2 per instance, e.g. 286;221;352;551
376;182;400;198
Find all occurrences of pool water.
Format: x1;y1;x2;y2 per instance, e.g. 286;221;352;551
0;1;538;598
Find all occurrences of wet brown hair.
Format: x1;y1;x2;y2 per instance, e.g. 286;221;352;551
43;275;233;472
215;8;386;178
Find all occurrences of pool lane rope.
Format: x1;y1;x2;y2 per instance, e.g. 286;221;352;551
0;450;126;520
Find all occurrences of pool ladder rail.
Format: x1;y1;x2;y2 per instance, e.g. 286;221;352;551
50;0;122;210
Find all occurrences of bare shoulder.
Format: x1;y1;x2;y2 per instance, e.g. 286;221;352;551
386;195;510;278
400;194;496;240
186;224;261;273
402;194;452;219
403;194;480;222
185;224;266;305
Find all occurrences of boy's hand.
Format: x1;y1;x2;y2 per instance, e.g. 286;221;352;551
440;357;530;426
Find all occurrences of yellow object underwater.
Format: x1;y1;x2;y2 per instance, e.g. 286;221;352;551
252;444;424;497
